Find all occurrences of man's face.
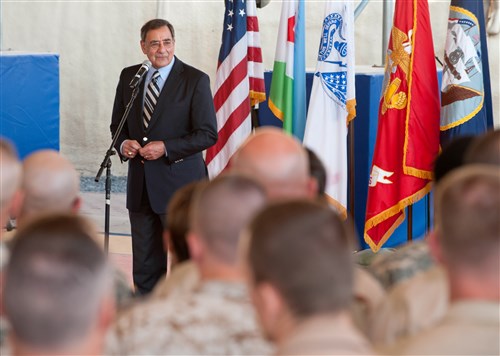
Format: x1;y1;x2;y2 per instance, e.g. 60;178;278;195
141;26;175;69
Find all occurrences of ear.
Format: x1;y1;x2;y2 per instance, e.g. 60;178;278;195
140;40;147;54
71;196;82;214
257;282;284;318
306;177;318;199
97;293;116;331
9;190;24;219
163;230;171;255
186;231;204;261
428;229;444;264
252;282;286;341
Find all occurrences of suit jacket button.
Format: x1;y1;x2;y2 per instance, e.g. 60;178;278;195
143;137;148;142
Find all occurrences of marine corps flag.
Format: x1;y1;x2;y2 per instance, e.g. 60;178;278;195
440;0;493;144
364;0;440;252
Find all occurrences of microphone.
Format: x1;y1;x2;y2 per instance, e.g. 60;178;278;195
129;60;152;88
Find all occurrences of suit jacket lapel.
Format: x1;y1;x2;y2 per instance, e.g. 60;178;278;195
135;78;147;133
145;58;184;133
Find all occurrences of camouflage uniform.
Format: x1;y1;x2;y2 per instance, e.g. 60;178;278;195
150;261;199;300
368;266;448;347
107;280;272;355
0;240;133;354
368;241;435;290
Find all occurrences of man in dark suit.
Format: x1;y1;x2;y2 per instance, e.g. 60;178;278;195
110;19;217;295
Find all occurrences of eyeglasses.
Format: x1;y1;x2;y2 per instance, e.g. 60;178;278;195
147;39;174;50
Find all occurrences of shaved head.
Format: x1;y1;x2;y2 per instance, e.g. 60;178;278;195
435;165;500;268
231;127;315;200
21;150;80;220
191;174;266;265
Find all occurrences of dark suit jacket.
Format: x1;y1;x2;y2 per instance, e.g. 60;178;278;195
110;57;217;214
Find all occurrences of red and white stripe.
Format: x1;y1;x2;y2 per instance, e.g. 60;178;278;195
206;0;265;178
247;1;266;106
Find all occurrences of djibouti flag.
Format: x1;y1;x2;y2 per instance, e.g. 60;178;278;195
268;0;306;140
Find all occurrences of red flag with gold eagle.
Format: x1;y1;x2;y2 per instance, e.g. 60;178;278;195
364;0;440;252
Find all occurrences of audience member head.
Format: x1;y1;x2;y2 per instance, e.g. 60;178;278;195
230;127;317;200
188;174;266;281
431;165;500;301
305;147;327;197
433;135;475;183
20;150;80;224
0;139;23;230
464;129;500;166
3;214;115;355
164;180;207;267
244;200;354;342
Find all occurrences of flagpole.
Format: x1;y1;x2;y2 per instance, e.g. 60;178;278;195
426;193;431;234
348;120;355;220
382;0;394;64
251;106;260;130
407;205;413;242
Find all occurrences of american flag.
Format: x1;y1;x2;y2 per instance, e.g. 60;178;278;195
206;0;265;178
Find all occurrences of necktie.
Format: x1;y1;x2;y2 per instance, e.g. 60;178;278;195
143;70;161;129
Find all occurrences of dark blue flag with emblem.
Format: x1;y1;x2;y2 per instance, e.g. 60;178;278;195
440;0;493;145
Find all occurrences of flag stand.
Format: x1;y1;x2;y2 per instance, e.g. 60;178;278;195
407;205;413;241
426;193;431;235
348;120;355;220
251;106;260;130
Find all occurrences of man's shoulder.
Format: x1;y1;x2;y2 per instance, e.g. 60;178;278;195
123;63;142;72
118;63;142;80
108;282;270;355
174;58;209;79
384;304;500;355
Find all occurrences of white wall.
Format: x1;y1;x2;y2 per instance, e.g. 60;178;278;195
1;0;498;175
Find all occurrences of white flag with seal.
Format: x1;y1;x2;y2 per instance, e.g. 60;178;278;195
303;0;356;217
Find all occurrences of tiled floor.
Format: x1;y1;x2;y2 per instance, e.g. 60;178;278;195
80;192;133;286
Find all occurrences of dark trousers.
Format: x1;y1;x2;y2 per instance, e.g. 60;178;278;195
129;184;167;295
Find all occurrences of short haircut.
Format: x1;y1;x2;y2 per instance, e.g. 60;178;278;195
435;165;500;268
465;129;500;166
21;150;80;218
141;19;175;41
167;180;206;263
3;214;113;350
190;174;266;264
305;147;327;196
0;138;22;209
247;200;354;318
433;135;475;183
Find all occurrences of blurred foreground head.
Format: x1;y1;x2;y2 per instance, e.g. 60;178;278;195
3;214;115;355
189;174;266;280
432;165;500;300
21;150;80;224
465;129;500;166
231;127;317;200
244;200;354;341
164;180;207;266
433;135;475;183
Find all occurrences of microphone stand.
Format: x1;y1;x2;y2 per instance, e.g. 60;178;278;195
95;84;141;253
